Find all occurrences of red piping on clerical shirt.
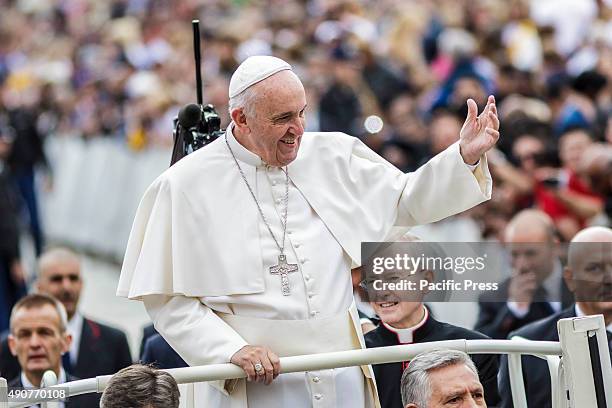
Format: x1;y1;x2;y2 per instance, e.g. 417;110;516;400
381;307;429;371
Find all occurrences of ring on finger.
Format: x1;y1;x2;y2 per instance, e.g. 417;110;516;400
254;362;264;374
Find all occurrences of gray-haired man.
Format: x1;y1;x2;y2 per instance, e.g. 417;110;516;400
401;349;486;408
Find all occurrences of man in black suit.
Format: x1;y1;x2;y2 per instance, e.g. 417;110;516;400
498;226;612;408
139;323;190;370
0;248;132;388
141;333;188;369
476;210;572;339
363;236;499;408
6;293;91;407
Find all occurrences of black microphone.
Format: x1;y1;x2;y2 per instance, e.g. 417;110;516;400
178;104;201;129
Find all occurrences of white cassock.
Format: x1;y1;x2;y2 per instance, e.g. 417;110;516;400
117;125;492;408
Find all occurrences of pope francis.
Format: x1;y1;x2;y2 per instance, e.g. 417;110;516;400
117;55;499;407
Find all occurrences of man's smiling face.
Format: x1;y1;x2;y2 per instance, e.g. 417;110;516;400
238;70;307;167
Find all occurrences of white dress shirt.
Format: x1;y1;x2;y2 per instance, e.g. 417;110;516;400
21;368;67;408
66;312;84;367
507;259;564;318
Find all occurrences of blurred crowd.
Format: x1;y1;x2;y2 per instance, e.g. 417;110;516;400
0;0;611;242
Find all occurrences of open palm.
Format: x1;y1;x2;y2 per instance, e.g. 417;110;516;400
459;95;500;165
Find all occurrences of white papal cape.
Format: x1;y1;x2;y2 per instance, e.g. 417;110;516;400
117;128;492;407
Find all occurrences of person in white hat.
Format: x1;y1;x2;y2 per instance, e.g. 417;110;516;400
117;55;499;408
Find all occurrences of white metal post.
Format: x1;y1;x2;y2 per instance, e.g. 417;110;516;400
508;352;528;408
40;370;59;408
558;314;612;408
545;355;563;408
0;377;8;408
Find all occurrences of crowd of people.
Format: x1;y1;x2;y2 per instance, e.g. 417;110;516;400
0;0;610;252
0;0;611;407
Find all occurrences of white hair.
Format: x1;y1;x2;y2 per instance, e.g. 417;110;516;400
400;349;479;407
228;86;259;119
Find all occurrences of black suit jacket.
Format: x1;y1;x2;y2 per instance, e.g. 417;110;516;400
141;333;188;369
73;318;132;379
0;164;20;261
475;278;573;340
498;306;612;408
365;313;500;408
1;317;132;382
138;323;157;358
7;372;94;407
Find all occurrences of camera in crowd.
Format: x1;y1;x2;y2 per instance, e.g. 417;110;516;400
170;103;225;166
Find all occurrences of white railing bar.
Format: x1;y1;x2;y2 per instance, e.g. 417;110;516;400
464;340;560;354
7;339;561;407
509;353;528;408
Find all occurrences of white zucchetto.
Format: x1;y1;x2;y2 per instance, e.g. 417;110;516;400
228;55;292;98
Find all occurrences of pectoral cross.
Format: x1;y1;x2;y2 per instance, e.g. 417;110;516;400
270;254;299;296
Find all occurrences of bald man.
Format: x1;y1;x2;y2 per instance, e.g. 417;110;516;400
475;209;573;339
498;226;612;408
0;248;132;388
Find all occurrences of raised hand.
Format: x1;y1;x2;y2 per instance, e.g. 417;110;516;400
508;270;537;310
459;95;500;165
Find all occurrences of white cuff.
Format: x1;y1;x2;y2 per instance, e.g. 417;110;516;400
507;301;530;318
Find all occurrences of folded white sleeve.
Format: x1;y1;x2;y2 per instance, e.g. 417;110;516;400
143;294;248;395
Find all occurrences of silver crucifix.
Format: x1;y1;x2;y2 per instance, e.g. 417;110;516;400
270;254;299;296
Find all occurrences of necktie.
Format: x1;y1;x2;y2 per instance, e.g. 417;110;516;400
61;351;72;375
